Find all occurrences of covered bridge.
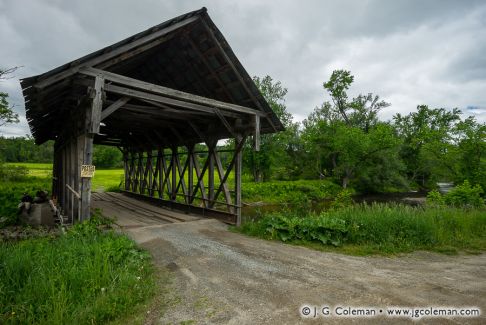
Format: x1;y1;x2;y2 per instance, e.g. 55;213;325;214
20;8;283;226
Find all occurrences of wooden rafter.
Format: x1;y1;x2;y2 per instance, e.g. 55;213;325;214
33;16;199;89
79;67;267;117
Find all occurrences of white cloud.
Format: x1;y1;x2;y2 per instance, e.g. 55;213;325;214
0;0;485;137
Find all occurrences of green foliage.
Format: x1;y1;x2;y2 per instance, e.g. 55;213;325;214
243;76;302;181
0;67;20;130
242;179;342;203
0;163;28;181
0;137;53;163
93;145;123;168
0;176;51;226
393;105;462;189
426;181;485;208
0;217;156;324
426;190;445;206
302;70;404;191
330;189;354;209
0;92;19;128
241;212;347;246
453;118;486;190
444;181;484;208
239;203;486;254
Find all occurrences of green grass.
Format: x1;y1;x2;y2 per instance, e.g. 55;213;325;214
91;169;124;192
4;163;343;204
0;216;158;324
236;203;486;255
6;163;124;192
242;179;342;203
5;163;52;178
0;177;51;224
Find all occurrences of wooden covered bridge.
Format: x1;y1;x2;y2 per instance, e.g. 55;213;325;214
20;8;283;226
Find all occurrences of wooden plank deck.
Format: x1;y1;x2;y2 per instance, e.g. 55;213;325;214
91;192;201;228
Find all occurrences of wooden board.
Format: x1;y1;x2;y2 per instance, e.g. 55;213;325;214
91;192;200;228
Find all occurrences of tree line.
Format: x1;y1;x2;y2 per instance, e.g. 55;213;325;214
245;70;485;193
1;69;484;193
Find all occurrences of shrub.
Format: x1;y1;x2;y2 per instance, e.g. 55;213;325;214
0;177;51;226
255;213;348;246
426;189;445;206
242;179;342;203
330;189;354;209
0;163;28;181
444;180;484;208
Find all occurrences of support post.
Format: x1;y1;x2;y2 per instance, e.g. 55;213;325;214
208;141;215;207
171;146;177;201
254;114;260;151
80;134;94;220
123;149;129;191
187;144;194;202
235;134;243;226
80;74;104;221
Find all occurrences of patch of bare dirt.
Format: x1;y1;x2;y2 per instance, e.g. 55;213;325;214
124;219;486;324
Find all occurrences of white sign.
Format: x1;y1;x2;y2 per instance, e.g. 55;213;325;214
81;165;96;178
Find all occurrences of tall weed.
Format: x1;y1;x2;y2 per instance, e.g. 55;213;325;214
239;203;486;254
0;217;155;324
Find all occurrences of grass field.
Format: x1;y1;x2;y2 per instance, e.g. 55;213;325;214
4;163;342;203
5;163;124;191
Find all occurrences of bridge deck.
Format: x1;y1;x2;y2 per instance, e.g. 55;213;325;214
91;192;201;228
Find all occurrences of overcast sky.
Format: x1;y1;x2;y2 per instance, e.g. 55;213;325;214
1;0;485;137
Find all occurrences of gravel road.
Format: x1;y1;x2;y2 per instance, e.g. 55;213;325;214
124;219;485;324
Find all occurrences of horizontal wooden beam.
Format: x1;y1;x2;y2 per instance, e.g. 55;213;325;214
119;105;212;120
79;67;267;117
103;83;244;119
33;16;199;89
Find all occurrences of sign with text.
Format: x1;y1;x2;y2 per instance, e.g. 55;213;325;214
81;165;96;178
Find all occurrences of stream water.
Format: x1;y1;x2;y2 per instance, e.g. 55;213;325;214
241;191;428;222
241;183;455;222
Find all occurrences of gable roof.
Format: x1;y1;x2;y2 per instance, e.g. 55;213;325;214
21;7;284;145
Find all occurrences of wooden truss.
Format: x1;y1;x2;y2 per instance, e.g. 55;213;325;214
122;138;246;224
51;68;261;226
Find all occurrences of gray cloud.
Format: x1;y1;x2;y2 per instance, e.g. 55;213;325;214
1;0;485;136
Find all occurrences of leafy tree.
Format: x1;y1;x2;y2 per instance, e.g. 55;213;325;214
302;70;404;191
393;105;462;188
243;76;300;181
0;136;53;163
453;117;486;189
92;145;123;168
0;67;20;130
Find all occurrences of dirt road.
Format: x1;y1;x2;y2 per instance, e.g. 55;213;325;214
124;219;485;324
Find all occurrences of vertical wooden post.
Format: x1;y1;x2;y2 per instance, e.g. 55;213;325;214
52;145;59;202
73;136;80;221
80;75;104;221
235;134;243;226
254;114;260;151
139;150;144;194
157;148;163;198
187;144;194;203
123;148;129;191
80;134;95;220
66;141;72;221
147;150;153;196
77;135;84;221
171;146;177;201
62;145;66;211
208;141;215;207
